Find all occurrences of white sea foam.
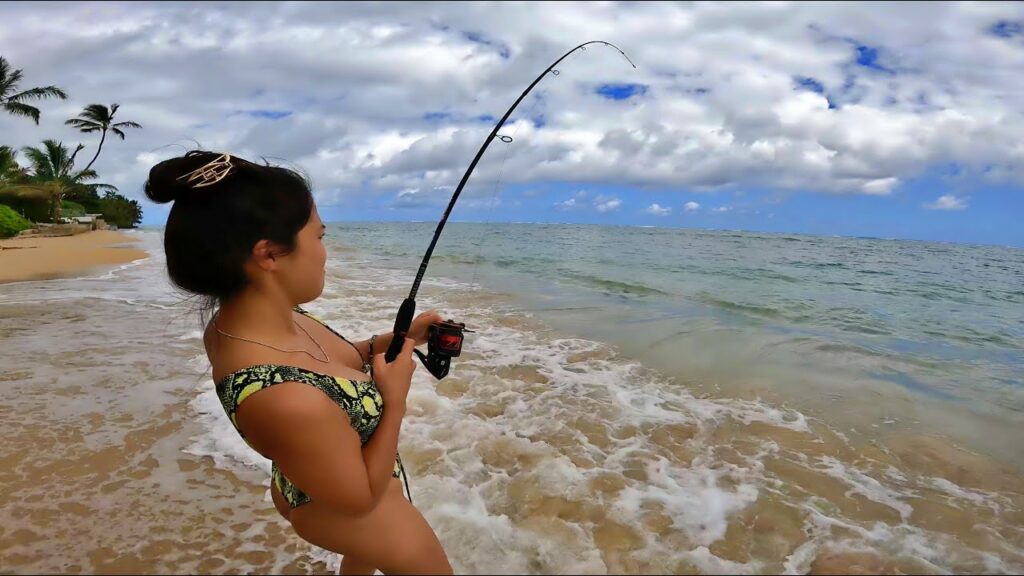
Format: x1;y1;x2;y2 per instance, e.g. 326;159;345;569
929;476;1007;513
814;456;915;520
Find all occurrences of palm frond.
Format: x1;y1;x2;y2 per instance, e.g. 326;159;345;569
68;143;85;167
20;145;47;166
65;118;103;131
21;146;53;178
0;145;22;177
7;86;68;102
80;103;112;123
3;101;40;124
73;168;98;182
43;140;68;171
114;120;142;129
0;64;22;98
0;56;11;84
21;139;81;180
88;183;118;194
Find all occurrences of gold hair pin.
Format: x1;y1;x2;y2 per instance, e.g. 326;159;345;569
177;154;234;188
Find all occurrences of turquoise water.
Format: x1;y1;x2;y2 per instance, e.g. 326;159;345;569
332;222;1024;466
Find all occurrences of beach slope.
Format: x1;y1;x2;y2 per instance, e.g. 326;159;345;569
0;230;149;284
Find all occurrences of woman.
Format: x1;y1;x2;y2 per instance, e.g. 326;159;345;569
145;151;453;575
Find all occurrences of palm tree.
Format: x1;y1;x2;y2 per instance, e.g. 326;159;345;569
0;145;27;181
0;56;68;124
18;139;117;221
65;103;142;172
22;139;84;182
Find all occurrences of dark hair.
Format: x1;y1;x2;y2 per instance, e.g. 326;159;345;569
144;150;314;322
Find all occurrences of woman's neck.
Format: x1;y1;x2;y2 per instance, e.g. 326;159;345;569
215;288;299;339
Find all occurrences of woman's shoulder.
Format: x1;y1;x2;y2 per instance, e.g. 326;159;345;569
206;306;287;381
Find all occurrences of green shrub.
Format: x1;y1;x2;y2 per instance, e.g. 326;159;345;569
0;204;32;238
0;196;49;222
62;200;86;218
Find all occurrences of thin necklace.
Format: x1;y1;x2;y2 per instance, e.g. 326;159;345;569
213;313;331;364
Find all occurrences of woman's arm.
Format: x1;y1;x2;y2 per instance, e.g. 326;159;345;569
360;396;405;500
237;382;393;516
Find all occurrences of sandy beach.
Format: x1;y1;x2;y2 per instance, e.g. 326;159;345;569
0;230;149;284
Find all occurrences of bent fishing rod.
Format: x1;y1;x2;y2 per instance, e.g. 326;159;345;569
384;40;636;379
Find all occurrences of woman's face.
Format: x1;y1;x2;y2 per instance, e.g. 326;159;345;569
279;204;328;303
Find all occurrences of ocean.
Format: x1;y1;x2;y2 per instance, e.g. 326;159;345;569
1;223;1021;574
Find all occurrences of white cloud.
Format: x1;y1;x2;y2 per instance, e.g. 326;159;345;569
1;1;1022;224
555;197;577;210
594;195;622;213
464;196;502;209
711;206;731;213
862;177;900;195
923;194;969;211
391;186;449;209
645;203;671;216
684;201;701;212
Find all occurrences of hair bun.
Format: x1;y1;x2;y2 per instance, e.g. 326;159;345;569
144;150;226;204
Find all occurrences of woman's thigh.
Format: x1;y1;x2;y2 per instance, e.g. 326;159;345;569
288;479;452;575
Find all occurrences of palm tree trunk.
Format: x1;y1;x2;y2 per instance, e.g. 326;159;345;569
83;129;107;172
51;191;63;222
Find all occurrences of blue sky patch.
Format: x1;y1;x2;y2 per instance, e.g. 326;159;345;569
795;76;837;108
424;111;454;122
794;76;825;94
246;110;291;120
462;31;511;59
854;44;892;73
596;83;649;100
990;20;1023;38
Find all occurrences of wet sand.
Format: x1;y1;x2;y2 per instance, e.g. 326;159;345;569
0;300;337;575
0;230;148;284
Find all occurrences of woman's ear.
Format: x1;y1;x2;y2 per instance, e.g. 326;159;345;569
252;239;279;271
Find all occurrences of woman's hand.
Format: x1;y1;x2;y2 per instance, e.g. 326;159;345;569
372;337;418;407
409;309;444;346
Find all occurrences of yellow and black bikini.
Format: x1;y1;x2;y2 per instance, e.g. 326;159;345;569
215;306;409;508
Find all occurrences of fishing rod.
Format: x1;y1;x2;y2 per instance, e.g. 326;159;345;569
384;40;637;379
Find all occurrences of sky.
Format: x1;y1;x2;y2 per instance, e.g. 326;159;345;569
1;1;1023;247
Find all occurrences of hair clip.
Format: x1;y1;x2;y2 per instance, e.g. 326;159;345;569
177;154;234;188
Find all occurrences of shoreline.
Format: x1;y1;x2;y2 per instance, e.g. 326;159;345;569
0;230;149;285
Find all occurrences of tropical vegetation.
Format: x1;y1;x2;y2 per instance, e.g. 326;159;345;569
0;56;144;237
